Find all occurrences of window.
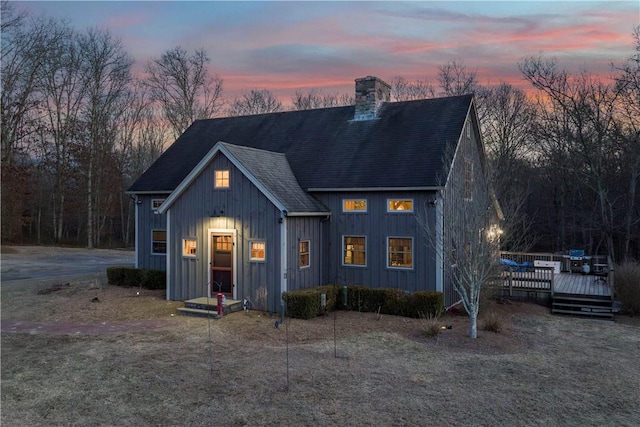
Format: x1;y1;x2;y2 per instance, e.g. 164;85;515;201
183;239;197;257
214;170;230;188
343;236;366;266
152;230;166;254
388;237;413;269
299;240;310;268
151;199;165;211
343;199;367;212
250;241;265;261
388;199;413;212
464;159;473;200
466;120;471;139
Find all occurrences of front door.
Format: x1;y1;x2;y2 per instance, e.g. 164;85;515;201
211;234;234;296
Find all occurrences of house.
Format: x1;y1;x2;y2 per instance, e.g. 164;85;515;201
127;76;498;312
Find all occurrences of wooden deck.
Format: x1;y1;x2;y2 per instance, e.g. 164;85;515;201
498;271;612;297
553;273;612;297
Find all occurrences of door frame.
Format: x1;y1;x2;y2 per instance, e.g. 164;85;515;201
208;228;237;299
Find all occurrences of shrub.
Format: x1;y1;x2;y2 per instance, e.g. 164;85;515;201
282;285;340;319
615;262;640;315
405;291;444;318
106;267;165;290
482;309;502;333
284;285;443;320
140;269;166;290
418;311;442;337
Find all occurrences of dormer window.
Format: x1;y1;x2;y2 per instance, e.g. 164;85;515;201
214;170;230;188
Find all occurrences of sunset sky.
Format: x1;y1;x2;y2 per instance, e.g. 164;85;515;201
21;1;640;101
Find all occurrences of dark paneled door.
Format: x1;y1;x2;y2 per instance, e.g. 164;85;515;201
211;234;234;296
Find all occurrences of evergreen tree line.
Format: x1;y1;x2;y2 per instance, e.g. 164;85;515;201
2;2;638;261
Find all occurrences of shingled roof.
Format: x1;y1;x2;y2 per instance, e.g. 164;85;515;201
128;93;474;193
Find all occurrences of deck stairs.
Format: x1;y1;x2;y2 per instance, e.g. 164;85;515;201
177;297;243;318
551;293;614;319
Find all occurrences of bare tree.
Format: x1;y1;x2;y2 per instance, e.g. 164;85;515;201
77;28;133;249
613;26;640;261
290;89;353;110
438;60;479;96
520;56;623;260
227;88;283;116
145;46;223;138
477;83;537;250
389;76;435;101
417;140;502;339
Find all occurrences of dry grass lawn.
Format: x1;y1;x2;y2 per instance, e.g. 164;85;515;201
2;278;639;426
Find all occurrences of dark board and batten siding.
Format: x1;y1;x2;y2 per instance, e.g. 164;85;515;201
286;216;326;291
167;153;283;312
136;195;169;271
313;191;438;293
442;115;489;308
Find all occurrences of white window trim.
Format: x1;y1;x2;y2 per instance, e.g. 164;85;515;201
151;198;166;212
151;229;167;256
342;199;367;213
387;236;414;270
342;235;367;267
182;238;197;258
249;240;266;262
299;239;310;269
387;199;414;213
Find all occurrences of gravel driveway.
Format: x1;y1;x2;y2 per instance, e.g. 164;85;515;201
1;246;134;284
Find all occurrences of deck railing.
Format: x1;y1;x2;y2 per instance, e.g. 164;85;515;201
607;256;615;300
500;266;555;296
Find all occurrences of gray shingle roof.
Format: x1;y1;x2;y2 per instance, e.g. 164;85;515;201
128;94;473;193
219;142;329;214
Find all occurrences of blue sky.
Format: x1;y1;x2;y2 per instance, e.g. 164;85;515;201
18;1;640;100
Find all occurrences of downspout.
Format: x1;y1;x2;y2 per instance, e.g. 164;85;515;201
320;214;331;285
166;209;171;301
280;210;288;308
134;195;139;269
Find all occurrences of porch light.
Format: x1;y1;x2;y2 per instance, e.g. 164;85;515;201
487;225;503;241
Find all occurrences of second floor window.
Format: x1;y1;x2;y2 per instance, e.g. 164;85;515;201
215;170;230;188
343;199;367;212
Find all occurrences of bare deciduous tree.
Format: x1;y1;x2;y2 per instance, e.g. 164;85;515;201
438;60;479;96
477;83;537;251
145;47;223;138
389;76;435;101
417;141;502;339
290;89;353;110
227;88;283;116
520;56;623;260
78;28;133;249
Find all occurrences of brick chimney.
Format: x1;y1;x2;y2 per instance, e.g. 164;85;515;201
354;76;391;121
